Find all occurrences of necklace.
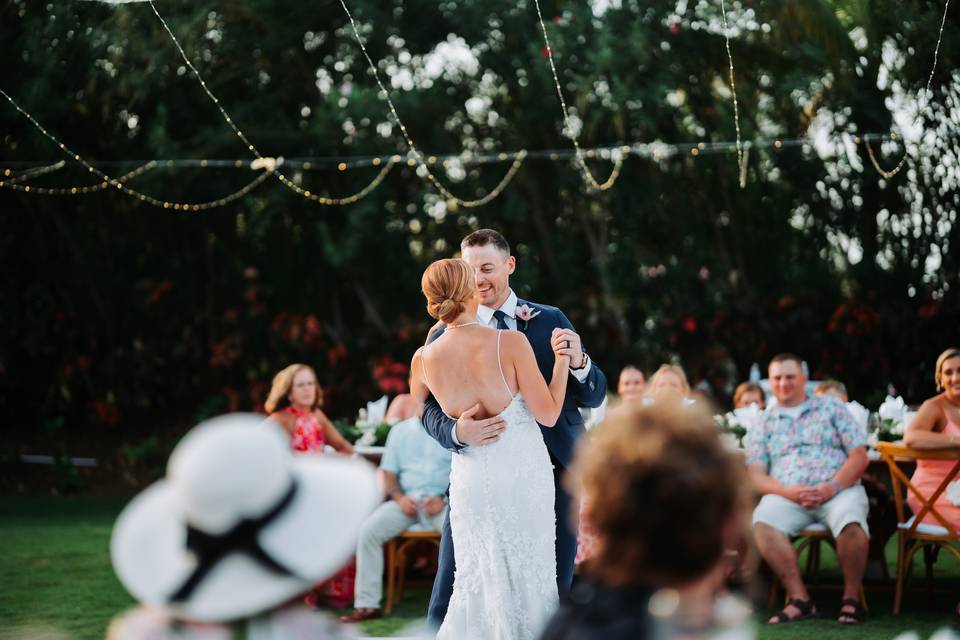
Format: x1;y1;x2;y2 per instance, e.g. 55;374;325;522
449;321;479;329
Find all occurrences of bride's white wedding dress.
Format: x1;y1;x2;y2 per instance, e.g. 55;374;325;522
426;332;558;640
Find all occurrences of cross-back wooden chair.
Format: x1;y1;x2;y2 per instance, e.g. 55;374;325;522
875;442;960;614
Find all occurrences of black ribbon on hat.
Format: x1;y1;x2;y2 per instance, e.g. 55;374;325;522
169;480;300;603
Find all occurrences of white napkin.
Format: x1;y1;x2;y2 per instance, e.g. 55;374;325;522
365;395;388;427
846;400;870;430
947;480;960;508
732;404;763;430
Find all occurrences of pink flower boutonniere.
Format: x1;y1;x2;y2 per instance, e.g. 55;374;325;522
516;304;540;331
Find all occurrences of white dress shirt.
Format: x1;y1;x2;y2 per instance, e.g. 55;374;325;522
451;289;591;445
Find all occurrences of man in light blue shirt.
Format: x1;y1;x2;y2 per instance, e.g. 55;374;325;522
341;405;452;623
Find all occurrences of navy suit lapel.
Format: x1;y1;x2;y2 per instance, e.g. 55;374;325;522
516;298;551;378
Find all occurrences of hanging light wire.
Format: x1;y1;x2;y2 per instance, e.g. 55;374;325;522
864;0;951;179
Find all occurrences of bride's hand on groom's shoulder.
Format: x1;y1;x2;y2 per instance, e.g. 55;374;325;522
455;403;507;447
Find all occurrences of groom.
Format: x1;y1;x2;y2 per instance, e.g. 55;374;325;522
421;229;607;628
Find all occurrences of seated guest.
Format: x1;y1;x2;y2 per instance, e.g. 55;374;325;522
617;365;647;405
746;354;869;625
339;397;453;623
815;380;849;403
904;347;960;531
385;392;420;424
108;414;379;639
733;381;766;409
541;402;749;639
645;364;691;402
265;364;354;455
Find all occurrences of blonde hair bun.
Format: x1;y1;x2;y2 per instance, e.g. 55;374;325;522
422;259;475;324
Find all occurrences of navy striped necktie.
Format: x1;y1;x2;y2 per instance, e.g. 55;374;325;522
492;309;510;330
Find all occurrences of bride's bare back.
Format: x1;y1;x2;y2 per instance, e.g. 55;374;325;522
412;326;569;426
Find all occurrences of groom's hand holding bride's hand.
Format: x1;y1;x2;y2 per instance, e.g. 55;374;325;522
455;403;507;447
551;329;581;367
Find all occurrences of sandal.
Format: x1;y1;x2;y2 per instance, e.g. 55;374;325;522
339;608;383;623
837;598;866;624
768;597;817;624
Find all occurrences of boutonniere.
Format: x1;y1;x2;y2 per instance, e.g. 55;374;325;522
515;304;540;331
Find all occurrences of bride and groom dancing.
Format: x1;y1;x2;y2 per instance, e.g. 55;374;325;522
410;229;607;639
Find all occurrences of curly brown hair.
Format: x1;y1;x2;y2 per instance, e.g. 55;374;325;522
571;401;748;587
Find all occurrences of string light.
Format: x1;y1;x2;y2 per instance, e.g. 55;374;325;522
863;0;951;179
4;161;66;186
720;0;747;188
0;87;274;211
149;0;524;209
531;0;623;192
3;134;901;204
333;0;527;208
1;161;156;195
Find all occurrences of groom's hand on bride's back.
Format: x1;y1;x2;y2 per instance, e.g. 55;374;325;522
455;403;507;446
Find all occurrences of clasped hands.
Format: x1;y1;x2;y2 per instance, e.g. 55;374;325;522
783;482;839;509
550;328;585;368
393;493;446;517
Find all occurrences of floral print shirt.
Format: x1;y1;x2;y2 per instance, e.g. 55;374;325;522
745;395;867;486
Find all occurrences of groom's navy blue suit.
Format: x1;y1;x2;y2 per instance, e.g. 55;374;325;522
421;298;607;629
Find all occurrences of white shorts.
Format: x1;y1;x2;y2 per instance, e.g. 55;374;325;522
752;485;870;539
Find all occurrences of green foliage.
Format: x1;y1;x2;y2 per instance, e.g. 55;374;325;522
1;0;958;460
2;497;959;638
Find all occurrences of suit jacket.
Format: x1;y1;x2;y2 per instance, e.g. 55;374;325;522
420;298;607;469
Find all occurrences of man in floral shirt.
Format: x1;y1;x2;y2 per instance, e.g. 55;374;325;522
746;353;869;625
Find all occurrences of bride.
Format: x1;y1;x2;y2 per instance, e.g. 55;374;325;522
410;258;570;640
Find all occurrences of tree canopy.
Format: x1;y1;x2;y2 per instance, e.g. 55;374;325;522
2;0;958;470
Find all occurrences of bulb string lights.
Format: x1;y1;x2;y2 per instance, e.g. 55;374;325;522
531;0;623;192
3;161;66;185
1;161;157;195
720;0;747;188
333;0;527;208
0;87;278;210
149;0;524;209
863;0;950;179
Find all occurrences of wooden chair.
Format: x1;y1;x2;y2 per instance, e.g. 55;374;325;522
766;523;868;610
875;442;960;614
383;529;441;613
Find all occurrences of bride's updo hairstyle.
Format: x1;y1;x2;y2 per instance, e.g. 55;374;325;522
422;259;475;324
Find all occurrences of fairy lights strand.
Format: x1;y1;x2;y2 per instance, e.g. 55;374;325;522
864;0;951;179
0;87;274;210
6;134;904;201
1;161;156;195
531;0;622;192
149;1;523;209
3;161;66;185
720;0;747;188
333;0;527;208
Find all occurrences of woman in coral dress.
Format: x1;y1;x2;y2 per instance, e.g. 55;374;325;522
265;364;354;456
904;347;960;616
265;363;356;607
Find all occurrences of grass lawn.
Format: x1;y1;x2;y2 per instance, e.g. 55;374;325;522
1;496;958;638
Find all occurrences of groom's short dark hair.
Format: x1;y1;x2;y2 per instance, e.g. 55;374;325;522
461;229;510;256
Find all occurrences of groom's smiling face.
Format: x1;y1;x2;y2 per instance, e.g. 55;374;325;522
461;243;515;309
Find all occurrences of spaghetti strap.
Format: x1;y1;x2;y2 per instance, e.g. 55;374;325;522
421;349;433;390
420;348;447;415
496;331;514;400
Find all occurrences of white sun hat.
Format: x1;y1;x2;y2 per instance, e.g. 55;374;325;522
110;413;379;623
